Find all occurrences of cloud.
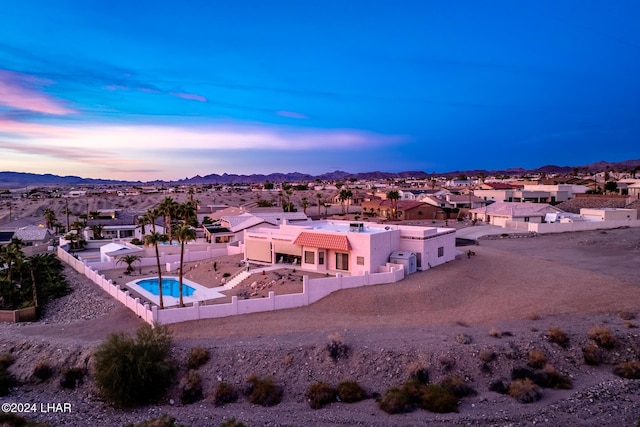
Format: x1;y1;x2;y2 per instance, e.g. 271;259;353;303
276;111;308;119
0;69;76;115
170;92;207;102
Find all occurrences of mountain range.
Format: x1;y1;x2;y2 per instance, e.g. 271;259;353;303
1;159;639;188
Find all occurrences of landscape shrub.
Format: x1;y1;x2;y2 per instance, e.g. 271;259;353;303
219;419;247;427
337;381;366;403
179;370;204;404
123;414;186;427
419;384;459;413
588;326;617;349
213;382;239;406
244;375;282;407
93;324;176;407
613;361;640;379
306;382;337;409
0;413;52;427
187;346;210;370
508;379;542;403
527;349;548;369
378;387;415;414
440;374;476;398
33;361;53;381
326;332;350;361
60;367;84;389
582;343;603;366
545;327;570;348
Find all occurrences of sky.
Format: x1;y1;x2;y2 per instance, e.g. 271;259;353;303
1;1;639;181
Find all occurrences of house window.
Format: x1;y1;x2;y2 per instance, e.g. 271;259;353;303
304;250;315;264
336;253;349;270
215;235;230;243
356;256;364;265
438;247;444;257
524;217;530;222
318;251;325;265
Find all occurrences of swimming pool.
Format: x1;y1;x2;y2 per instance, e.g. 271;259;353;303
135;278;196;297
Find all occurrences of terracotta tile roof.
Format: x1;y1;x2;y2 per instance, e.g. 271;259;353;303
294;232;351;251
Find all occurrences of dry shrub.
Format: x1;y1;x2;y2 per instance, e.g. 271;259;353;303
179;370;203;404
478;348;496;363
528;312;541;321
488;379;509;394
187;346;210;370
378;387;414;414
306;382;337;409
582;343;603;366
535;364;573;389
613;361;640;379
33;361;54;382
60;367;84;390
439;357;456;372
123;414;185;427
213;382;238;406
619;311;636;321
511;366;535;381
588;326;617;349
0;353;14;370
219;419;247;427
409;367;430;384
282;354;293;366
419;384;458;413
508;379;542;403
326;332;349;362
0;413;51;427
455;320;470;327
546;326;570;348
337;381;366;403
527;349;548;369
440;374;476;398
244;375;282;407
624;321;637;329
455;333;472;345
489;327;502;338
0;358;16;397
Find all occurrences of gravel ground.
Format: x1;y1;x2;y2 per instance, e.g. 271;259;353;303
1;227;640;426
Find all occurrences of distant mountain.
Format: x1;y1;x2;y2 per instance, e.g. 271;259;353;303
2;158;639;188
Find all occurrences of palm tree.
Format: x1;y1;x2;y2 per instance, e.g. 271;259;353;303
158;197;177;244
144;209;160;233
175;224;196;307
90;224;104;240
144;231;168;309
178;200;198;226
301;197;308;215
386;190;400;220
338;189;350;213
43;207;57;231
316;193;322;216
116;254;142;274
136;215;149;236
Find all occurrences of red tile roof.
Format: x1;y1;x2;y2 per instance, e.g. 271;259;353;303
294;232;351;251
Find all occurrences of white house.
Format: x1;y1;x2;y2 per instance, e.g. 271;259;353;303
470;202;564;226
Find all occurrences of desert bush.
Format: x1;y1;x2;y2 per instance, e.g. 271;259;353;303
187;346;210;370
219;418;247;427
0;353;14;370
528;312;541;321
180;370;203;404
489;327;502;338
409;367;430;384
439;356;456;371
378;387;415;414
419;384;459;413
440;374;476;398
33;361;53;381
337;381;366;403
60;367;84;389
613;361;640;379
93;324;175;407
213;382;239;406
588;326;617;349
306;382;337;409
619;311;636;321
0;367;16;397
478;348;496;363
244;375;282;407
546;327;570;348
326;332;349;361
508;379;542;403
123;414;186;427
455;333;472;345
511;366;535;381
582;343;603;366
541;364;572;389
0;413;52;427
527;349;547;369
488;379;509;394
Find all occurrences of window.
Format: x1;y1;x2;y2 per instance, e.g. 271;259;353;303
215;235;230;243
304;250;315;264
318;251;325;265
438;247;444;257
336;253;349;270
524;217;530;222
356;256;364;265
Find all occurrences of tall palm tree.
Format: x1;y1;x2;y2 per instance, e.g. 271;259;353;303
301;197;308;215
116;254;142;274
316;193;322;216
178;200;198;226
63;198;72;233
144;231;168;309
175;224;196;307
144;208;160;233
338;189;350;214
386;190;400;220
158;197;177;244
43;208;57;231
136;215;149;236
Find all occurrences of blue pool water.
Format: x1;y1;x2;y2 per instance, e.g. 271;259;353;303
136;278;196;297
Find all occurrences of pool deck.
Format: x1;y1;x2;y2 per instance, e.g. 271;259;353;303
125;276;227;308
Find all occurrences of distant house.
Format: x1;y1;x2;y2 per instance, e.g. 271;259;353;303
470;202;564;226
14;225;54;246
203;211;308;245
359;200;435;220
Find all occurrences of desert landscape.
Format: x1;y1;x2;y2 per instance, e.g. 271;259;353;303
1;225;639;426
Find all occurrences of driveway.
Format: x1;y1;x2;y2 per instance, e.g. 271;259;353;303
455;224;521;240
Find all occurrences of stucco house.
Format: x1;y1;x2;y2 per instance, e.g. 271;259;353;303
244;220;456;275
470;202;564;226
14;225;54;246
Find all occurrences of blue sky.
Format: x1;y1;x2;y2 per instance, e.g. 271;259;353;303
1;1;639;181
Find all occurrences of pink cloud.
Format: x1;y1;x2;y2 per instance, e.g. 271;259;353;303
276;111;309;119
0;118;76;138
170;91;207;102
0;69;76;115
